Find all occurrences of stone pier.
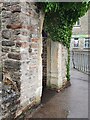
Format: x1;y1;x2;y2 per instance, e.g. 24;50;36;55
47;40;68;89
1;2;43;119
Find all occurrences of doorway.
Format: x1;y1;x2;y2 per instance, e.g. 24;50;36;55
42;30;48;89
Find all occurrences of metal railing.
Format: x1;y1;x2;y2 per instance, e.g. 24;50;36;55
71;49;90;75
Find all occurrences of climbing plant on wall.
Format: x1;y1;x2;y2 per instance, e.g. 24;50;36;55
37;2;90;81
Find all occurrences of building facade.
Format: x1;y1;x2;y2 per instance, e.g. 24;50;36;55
71;10;90;50
70;10;90;74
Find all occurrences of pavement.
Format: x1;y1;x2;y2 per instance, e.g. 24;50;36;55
27;68;88;119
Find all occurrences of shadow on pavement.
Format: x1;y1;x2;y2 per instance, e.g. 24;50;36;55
41;87;57;104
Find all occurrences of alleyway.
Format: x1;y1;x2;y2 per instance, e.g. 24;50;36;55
26;68;88;119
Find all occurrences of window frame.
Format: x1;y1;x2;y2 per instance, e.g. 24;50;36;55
84;37;90;48
73;38;79;48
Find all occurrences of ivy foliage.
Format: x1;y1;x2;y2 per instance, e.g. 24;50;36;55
37;2;90;48
36;2;90;80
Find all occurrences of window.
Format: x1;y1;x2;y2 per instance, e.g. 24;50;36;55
84;37;90;48
74;38;79;48
76;20;80;26
74;19;80;27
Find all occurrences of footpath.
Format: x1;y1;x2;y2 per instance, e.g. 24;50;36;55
25;68;88;119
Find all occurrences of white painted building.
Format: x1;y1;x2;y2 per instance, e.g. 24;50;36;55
71;10;90;50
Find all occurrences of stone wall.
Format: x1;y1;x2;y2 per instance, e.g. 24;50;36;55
1;2;43;119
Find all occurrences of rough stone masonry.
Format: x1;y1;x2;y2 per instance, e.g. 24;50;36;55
0;1;68;119
0;2;43;119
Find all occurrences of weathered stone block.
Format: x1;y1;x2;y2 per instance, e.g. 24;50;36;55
11;12;20;23
10;2;20;6
2;41;15;46
31;43;38;48
29;45;32;53
13;30;20;35
21;30;28;36
3;2;11;7
16;42;22;47
31;38;38;42
2;11;11;18
6;23;22;29
11;47;20;53
4;60;21;71
8;53;21;60
2;47;10;52
2;30;11;39
10;74;21;92
11;35;20;42
2;3;11;11
11;4;21;13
